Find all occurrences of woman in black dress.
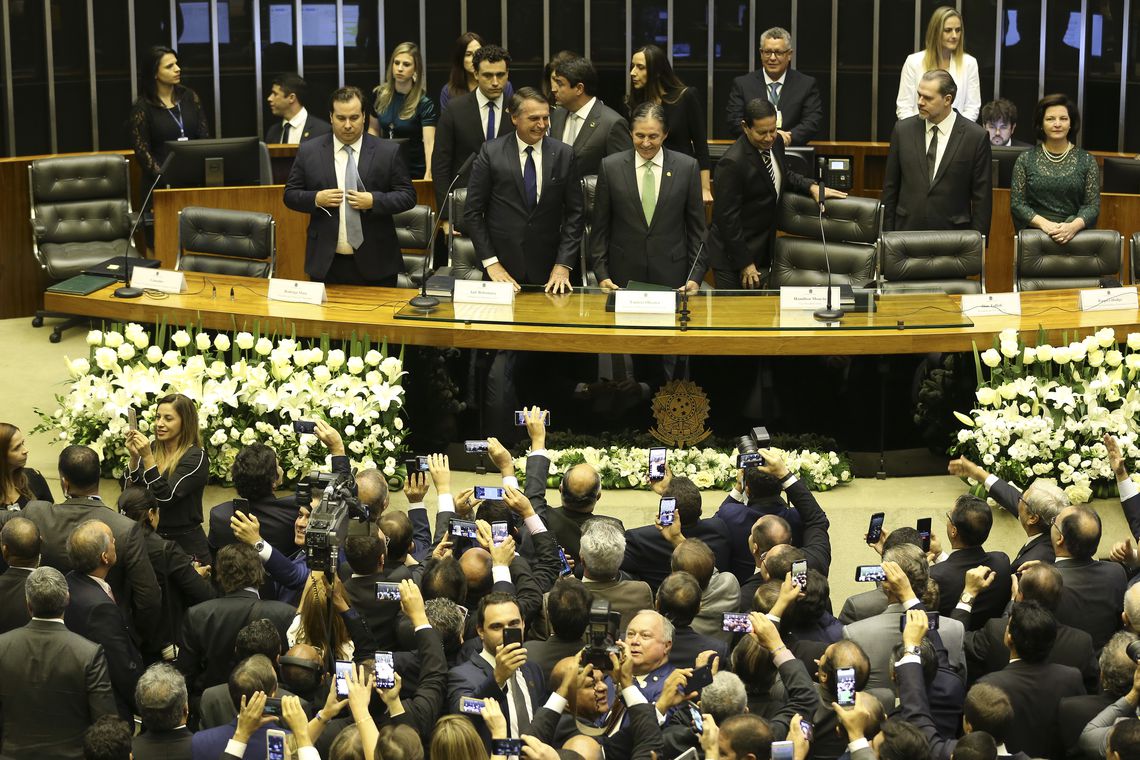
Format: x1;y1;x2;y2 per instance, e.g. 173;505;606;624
0;423;52;510
129;45;210;187
627;44;712;202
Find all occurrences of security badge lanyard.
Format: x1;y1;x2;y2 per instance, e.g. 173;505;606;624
168;103;189;140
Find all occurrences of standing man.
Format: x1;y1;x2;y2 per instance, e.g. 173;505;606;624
548;56;630;176
264;73;330;144
881;70;992;236
725;27;823;145
709;98;841;289
284;86;417;286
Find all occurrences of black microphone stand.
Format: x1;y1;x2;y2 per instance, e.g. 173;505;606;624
115;153;175;299
410;153;477;310
678;237;708;332
812;167;843;322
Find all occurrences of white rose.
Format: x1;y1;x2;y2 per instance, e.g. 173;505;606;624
254;337;273;355
976;387;999;406
235;332;255;350
116;344;136;361
1127;354;1140;371
1097;328;1117;348
185;355;207;376
1068;342;1087;362
130;332;149;349
68;357;90;377
1106;350;1124;367
1053;347;1072;365
94;347;118;371
393;417;404;430
980;349;1001;368
1023;347;1036;364
365;349;382;366
326;349;346;370
1064;483;1093;504
1088;350;1104;368
691;471;715;488
380;356;403;381
162;350;180;368
171;330;191;348
86;329;103;345
208;360;228;378
347;356;365;374
214;334;231;351
1000;341;1019;359
312;365;332;384
344;425;357;436
1128;333;1140;351
195;332;212;351
1036;344;1054;362
146;345;164;363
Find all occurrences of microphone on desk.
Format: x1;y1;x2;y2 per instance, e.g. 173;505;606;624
678;234;709;332
409;153;478;310
812;164;843;322
115;152;175;299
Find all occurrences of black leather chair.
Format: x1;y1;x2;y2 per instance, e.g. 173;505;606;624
445;188;485;282
176;206;275;278
879;230;985;294
767;191;880;287
1130;232;1140;285
28;154;141;341
395;204;434;288
1014;229;1121;291
778;191;882;245
580;175;598;286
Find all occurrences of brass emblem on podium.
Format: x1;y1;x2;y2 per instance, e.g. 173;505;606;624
650;379;711;447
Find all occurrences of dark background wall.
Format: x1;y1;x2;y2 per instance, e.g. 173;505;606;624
0;0;1136;157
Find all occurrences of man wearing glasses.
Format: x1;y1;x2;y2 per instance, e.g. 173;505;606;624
725;27;823;145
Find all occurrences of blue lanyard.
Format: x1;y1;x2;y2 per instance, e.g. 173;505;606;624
166;103;185;137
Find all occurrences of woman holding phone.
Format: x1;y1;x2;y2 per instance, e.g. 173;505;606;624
0;423;53;509
125;392;210;562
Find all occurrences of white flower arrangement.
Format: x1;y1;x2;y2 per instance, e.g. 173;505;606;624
512;445;852;492
34;322;408;485
952;327;1140;503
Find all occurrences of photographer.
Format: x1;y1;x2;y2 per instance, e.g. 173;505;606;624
208;443;299;557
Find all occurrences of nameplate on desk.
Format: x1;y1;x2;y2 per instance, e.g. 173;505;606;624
961;292;1021;317
453;280;515;305
1079;287;1139;312
613;290;677;314
779;286;840;311
453;303;515;322
268;278;327;305
130;267;186;294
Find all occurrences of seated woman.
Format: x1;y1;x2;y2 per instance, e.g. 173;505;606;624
369;42;438;180
0;423;52;509
1010;94;1100;244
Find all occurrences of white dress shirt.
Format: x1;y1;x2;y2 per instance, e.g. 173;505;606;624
562;97;596;144
476;89;506;139
925;109;956;180
479;649;534;738
281;107;308;145
634;148;665;208
333;134;365;254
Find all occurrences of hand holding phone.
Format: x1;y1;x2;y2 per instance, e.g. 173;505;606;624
854;565;886;582
334;660;353;699
465;439;490;453
722;611;753;633
491;521;509;546
791;559;808;589
127;407;138;433
474;485;506;500
502;627;523;649
865;512;885;544
657;497;677;527
293;420;316;434
374;651;396;689
917;517;932;552
648;447;667;481
835;666;856;707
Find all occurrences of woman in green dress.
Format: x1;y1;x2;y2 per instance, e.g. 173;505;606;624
1010;94;1099;244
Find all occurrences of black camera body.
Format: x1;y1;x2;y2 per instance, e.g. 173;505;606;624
304;471;369;572
583;599;622;670
295;469;338;508
736;426;772;457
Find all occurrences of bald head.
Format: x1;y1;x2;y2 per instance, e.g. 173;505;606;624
1125;585;1140;633
1;516;41;568
1017;562;1063;610
561;464;601;512
66;520;114;574
459;548;493;594
1054;505;1101;560
355;469;389;516
750;515;791;561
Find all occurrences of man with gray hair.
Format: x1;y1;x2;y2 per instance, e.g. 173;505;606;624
701;671;749;724
132;663;192;760
580;517;652;632
950;455;1065;570
1059;630;1137;757
725;26;822;145
624;609;676;705
0;565;116;758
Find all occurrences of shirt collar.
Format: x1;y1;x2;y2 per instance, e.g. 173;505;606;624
479;648;497;670
571;97;597;121
764;70;787;87
929;109;957;134
335;133;364;152
287;107;308;132
638;149;665;170
996;745;1009;756
31;616;65;623
516;134;542;155
242;586;261;598
476;89;504;112
88;574;113;597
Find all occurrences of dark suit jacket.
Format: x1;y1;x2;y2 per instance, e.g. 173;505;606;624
715;480;829;583
590;148;708;288
0;619;117;759
0;566;32;634
668;624;729;669
929;546;1012;627
549;99;630;176
952;607;1098;689
738;571;765;612
208;497;298;556
1059;693;1115;758
176;590;296;694
132;727;193;760
523;453;624;562
140;527;215;656
881;112;992;236
463;134;585;284
432;90;514;213
23;496;161;641
192;720;274;760
986;478;1056;571
978;660;1086;760
447;653;547;743
725;68;823;144
524;634;585;684
343;566;415;651
708;134;814;276
621;516;732;592
1054;558;1128;650
64;572;144;718
265;112;331;143
283;132;417;281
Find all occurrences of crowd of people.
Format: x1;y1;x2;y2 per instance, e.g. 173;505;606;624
5;397;1140;760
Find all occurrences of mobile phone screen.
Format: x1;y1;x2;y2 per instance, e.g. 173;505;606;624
374;651;395;689
502;627;523;648
335;659;353;699
375;582;401;601
474;486;505;500
266;731;287;760
557;547;573;576
492;739;523;757
772;741;795;760
687;663;713;691
648;447;667;481
917;518;932;552
293;420;316;434
404;456;429;472
127;407;137;432
491;521;509;546
792;560;808;588
722;612;753;633
460;696;485;714
450;519;478;539
658;497;677;526
855;565;886;582
737;452;764;468
515;410;550;426
866;512;885;544
465;439;489;453
836;667;856;707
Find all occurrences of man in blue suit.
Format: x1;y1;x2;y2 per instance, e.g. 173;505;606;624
624;609;676;705
284;85;416;286
191;654;279;760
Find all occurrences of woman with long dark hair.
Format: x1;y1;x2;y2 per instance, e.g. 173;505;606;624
439;32;515;111
129;45;210;187
0;423;52;509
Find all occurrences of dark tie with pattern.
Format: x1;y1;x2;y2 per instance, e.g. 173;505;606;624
486;102;497;141
761;149;776;186
523;146;537;209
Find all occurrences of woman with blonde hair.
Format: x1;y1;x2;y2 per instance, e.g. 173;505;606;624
369;42;438;179
896;6;980;121
125;392;210;561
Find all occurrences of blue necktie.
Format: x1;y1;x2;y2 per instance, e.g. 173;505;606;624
768;81;781;107
342;144;363;249
523;146;537;209
486;102;496;141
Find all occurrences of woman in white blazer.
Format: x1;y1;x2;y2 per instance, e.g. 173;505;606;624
896;6;981;121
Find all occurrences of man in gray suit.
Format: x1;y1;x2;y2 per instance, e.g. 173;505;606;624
0;566;116;759
549;56;630;176
838;527;925;625
580;518;652;633
590;101;707;292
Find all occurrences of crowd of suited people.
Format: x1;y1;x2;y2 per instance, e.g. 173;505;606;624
10;407;1140;760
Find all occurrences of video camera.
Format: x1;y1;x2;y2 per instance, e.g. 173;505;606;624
583;599;623;670
736;426;772;469
295;469;338;508
303;470;370;572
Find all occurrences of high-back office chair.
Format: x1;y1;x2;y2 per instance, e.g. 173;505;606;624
1131;233;1140;285
580;175;599;287
768;192;880;287
176;206;276;278
879;230;985;294
28;154;140;342
395;204;435;289
1014;229;1121;291
445;188;487;282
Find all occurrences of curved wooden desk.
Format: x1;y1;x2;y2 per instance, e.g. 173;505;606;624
42;273;1140;356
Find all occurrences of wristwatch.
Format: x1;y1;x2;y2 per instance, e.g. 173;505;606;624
254;540;265;553
904;645;921;656
959;591;976;605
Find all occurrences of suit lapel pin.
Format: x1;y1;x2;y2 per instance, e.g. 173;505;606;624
666;171;672;177
303;131;310;138
589;121;596;128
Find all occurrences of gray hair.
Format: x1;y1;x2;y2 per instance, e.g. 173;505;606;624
1126;585;1140;634
1022;480;1068;526
632;608;674;643
580;518;626;578
1100;631;1140;698
701;671;748;723
760;27;793;49
135;663;188;731
66;519;112;574
883;543;929;601
26;566;68;618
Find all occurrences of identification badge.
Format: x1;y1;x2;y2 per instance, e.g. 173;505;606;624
775;109;783;129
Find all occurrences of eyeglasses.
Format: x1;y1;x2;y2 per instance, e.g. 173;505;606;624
761;49;791;59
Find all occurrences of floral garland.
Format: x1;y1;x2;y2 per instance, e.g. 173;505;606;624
950;327;1140;504
33;322;408;486
513;445;852;492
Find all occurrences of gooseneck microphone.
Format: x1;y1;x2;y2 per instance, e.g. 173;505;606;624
410;153;478;310
812;164;843;322
678;235;708;332
115;151;175;299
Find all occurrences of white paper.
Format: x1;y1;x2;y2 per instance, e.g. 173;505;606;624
1078;287;1138;312
268;278;327;305
613;290;677;314
960;292;1021;317
453;280;516;305
131;267;187;294
778;286;840;311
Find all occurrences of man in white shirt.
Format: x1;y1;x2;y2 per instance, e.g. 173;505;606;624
725;27;823;145
265;73;330;145
548;55;630;176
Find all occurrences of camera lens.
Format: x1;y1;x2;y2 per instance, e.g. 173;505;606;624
736;435;758;455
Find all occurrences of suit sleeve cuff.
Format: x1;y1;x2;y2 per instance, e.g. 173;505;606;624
934;551;949;564
415;623;432;632
407;501;426;511
438;494;455;513
524;514;547;535
1121;478;1139;502
895;655;922;666
528;449;548;458
772;647;795;667
544;693;569;713
225;740;248;757
729;487;745;502
903;598;921;610
984;474;999;490
502;475;520;489
492;566;512;585
780;474;799;488
956;601;974;613
622;685;648;708
298;747;321;760
259;544;274;562
848;739;871;753
482;256;500;268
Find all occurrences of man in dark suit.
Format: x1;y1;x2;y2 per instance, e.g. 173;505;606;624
658;572;728;668
591;101;707;293
978;600;1086;760
23;445;161;642
283;85;416;286
0;516;39;634
133;663;193;760
265;72;330;144
525;577;589;683
1051;504;1128;650
432;44;515;219
549;56;629;176
1059;631;1135;758
579;518;654;634
447;592;547;742
980;99;1032;148
725;27;823;145
929;494;1012;627
177;543;295;696
63;520;144;719
342;532;414;651
949;456;1064;572
464;86;584;292
0;566;116;759
208;443;298;557
190;655;282;760
881;69;992;236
